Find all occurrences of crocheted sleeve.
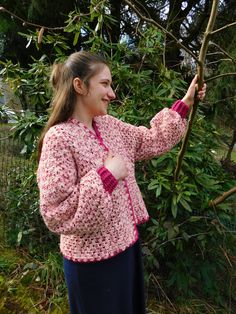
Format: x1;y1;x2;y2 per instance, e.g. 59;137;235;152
37;128;114;236
111;101;189;162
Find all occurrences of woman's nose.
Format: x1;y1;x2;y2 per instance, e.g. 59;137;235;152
108;87;116;100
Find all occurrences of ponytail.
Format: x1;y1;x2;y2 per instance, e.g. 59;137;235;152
37;62;76;161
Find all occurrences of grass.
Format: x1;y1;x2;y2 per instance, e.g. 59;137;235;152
147;298;226;313
0;243;69;313
0;253;68;313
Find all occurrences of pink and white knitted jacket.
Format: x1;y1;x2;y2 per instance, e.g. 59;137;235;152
37;100;189;262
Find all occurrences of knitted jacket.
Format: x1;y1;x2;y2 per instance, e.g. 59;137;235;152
37;100;189;262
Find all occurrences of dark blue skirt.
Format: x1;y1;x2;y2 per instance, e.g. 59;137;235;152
63;237;146;314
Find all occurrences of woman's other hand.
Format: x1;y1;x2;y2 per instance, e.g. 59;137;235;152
104;151;128;180
182;74;207;107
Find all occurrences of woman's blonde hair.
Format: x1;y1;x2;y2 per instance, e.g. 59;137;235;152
38;51;108;161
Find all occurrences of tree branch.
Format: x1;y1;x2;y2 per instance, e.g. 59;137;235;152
206;51;224;56
143;231;209;247
174;0;219;182
209;42;236;63
207;58;233;66
122;0;199;62
204;95;236;105
0;6;65;30
211;20;236;35
205;72;236;83
209;186;236;207
0;6;89;31
132;0;152;19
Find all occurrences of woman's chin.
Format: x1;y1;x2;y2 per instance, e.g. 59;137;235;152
91;107;106;116
99;107;107;115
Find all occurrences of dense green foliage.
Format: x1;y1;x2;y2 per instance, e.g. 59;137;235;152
1;1;236;312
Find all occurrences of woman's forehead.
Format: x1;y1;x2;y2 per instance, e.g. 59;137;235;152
95;65;112;81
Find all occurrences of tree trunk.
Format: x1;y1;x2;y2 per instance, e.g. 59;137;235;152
110;0;121;43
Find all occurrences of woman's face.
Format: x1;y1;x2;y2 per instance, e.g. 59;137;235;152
76;65;116;117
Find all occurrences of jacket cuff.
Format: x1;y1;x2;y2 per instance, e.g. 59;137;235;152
96;166;118;194
171;100;189;118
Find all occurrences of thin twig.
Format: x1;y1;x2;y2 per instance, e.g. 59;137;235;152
209;186;236;207
151;274;178;313
143;232;209;247
209;42;236;63
0;6;88;30
122;0;199;62
174;0;219;182
204;95;236;104
132;0;152;19
0;6;65;30
205;72;236;83
0;136;12;141
211;20;236;35
219;245;233;268
207;58;232;65
206;51;224;56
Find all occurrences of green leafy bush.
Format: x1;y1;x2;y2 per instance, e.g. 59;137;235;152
138;117;236;304
5;165;59;256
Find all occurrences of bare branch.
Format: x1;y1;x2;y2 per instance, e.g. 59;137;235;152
204;95;236;104
198;1;219;84
211;20;236;35
209;42;236;63
174;0;219;182
122;0;199;62
0;6;87;31
206;51;224;56
0;6;65;30
205;72;236;83
132;0;151;19
207;58;232;66
209;186;236;207
151;274;177;313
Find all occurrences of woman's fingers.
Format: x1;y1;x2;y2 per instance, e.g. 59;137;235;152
195;82;207;101
107;150;114;159
197;85;206;100
189;75;198;94
181;76;207;106
191;74;198;87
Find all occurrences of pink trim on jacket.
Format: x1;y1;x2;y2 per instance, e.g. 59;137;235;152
97;166;118;194
171;100;189;118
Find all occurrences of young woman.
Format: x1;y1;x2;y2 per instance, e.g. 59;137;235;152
37;51;206;314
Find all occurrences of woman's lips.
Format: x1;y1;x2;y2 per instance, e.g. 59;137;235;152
102;99;109;105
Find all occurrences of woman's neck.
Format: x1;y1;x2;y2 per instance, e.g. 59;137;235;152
72;105;94;130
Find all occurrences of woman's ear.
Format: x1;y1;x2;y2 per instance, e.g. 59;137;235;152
73;77;87;95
